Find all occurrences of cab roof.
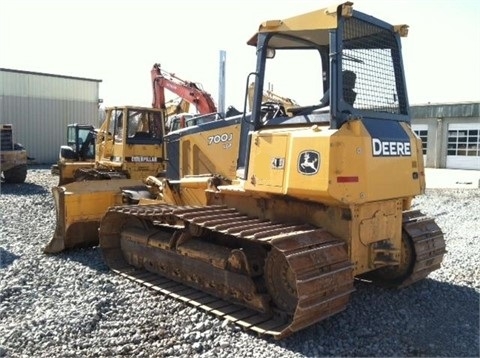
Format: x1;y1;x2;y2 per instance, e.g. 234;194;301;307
247;1;408;49
247;1;353;48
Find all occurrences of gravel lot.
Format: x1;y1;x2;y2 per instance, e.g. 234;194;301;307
1;166;479;358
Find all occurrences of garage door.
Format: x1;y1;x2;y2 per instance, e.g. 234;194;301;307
446;123;480;170
412;124;428;166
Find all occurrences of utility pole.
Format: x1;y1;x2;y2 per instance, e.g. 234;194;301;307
218;50;226;117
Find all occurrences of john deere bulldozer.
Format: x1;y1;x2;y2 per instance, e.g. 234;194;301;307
47;1;446;340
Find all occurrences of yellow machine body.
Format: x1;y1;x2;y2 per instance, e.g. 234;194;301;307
205;118;425;276
48;1;446;340
164;117;242;181
56;106;169;185
244;120;424;205
44;115;244;253
45;179;144;253
1;124;28;183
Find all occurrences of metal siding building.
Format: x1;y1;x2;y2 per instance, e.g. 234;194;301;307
411;102;480;170
0;68;102;163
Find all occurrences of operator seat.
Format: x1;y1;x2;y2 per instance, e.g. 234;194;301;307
343;70;357;106
319;70;357;107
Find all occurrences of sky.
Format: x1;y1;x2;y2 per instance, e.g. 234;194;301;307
1;0;479;111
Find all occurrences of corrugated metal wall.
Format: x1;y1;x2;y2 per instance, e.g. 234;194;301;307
0;68;102;164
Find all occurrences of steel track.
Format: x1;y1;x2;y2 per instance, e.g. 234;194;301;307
99;204;355;339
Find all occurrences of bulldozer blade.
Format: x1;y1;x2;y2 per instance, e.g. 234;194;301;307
44;179;146;254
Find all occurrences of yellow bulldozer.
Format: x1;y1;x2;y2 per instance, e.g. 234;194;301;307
53;62;227;187
54;106;168;185
44;105;170;252
46;1;446;340
0;124;29;183
53;100;190;186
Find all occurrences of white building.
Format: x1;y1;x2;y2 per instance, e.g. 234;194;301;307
411;102;480;170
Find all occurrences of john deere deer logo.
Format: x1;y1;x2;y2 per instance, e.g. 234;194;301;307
298;151;320;175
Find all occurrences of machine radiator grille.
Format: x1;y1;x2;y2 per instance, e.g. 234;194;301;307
1;125;14;151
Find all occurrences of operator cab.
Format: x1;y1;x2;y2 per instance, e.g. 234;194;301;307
235;2;411;182
109;107;165;145
59;123;95;161
166;112;218;133
246;3;410;131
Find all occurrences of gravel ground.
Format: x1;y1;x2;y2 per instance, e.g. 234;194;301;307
0;165;479;358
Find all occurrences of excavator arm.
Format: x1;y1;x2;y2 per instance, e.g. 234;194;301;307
151;63;217;115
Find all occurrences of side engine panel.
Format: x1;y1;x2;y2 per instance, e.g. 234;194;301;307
164;115;245;180
245;119;425;205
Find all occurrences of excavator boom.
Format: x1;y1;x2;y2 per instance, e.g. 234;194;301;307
151;63;217;116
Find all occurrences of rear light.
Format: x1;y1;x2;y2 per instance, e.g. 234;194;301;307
337;176;359;183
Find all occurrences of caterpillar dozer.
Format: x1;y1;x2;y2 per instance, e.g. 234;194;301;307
52;99;191;185
0;124;29;184
43;105;169;252
96;1;446;340
44;65;229;253
54;106;168;186
52;62;222;187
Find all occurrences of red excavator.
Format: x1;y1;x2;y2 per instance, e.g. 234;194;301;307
151;63;220;132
